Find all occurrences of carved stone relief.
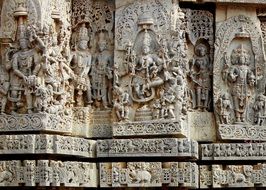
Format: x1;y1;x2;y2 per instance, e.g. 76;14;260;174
1;0;266;189
214;14;266;140
100;162;198;188
200;164;266;188
97;138;198;159
0;160;97;187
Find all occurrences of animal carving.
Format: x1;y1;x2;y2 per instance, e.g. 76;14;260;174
128;169;152;184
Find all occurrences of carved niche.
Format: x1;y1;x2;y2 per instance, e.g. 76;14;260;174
214;15;266;140
185;9;214;112
71;0;114;109
113;0;188;131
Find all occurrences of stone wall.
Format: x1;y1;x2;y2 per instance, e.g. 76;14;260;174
0;0;266;189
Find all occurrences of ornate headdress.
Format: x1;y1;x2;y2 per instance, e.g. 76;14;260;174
78;23;89;41
143;30;151;48
231;44;250;65
98;31;107;45
17;23;28;40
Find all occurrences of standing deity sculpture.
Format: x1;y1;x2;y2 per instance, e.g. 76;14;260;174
71;23;92;107
225;45;255;123
216;93;232;124
189;43;211;111
253;93;266;126
0;48;11;114
91;32;113;109
9;24;41;114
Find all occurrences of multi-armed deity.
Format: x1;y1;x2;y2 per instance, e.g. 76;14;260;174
113;9;188;123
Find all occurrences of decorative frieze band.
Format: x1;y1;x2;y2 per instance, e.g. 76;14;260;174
112;120;188;138
0;134;96;158
201;143;266;160
97;138;198;159
0;160;97;187
0;108;111;138
100;162;198;188
200;164;266;188
218;124;266;141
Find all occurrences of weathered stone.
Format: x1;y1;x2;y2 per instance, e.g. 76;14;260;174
189;111;216;142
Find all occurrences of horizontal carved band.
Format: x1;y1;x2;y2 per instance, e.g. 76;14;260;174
113;120;188;137
100;162;198;188
0;160;97;187
0;134;96;158
200;164;266;188
97;138;198;159
0;108;112;138
218;124;266;141
201;143;266;160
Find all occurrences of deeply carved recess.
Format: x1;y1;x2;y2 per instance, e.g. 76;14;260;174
214;14;266;140
200;164;266;188
0;134;95;158
201;143;266;160
100;162;198;188
185;9;214;112
97;138;198;159
0;160;97;187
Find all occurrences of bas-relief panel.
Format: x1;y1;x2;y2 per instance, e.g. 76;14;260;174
2;0;266;189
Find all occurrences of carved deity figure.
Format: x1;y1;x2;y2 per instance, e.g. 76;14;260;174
217;93;232;124
131;30;163;102
43;25;74;93
226;45;255;123
190;43;211;111
113;86;130;122
0;62;9;114
91;32;113;109
253;93;266;126
10;24;41;113
161;88;176;119
71;24;92;107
